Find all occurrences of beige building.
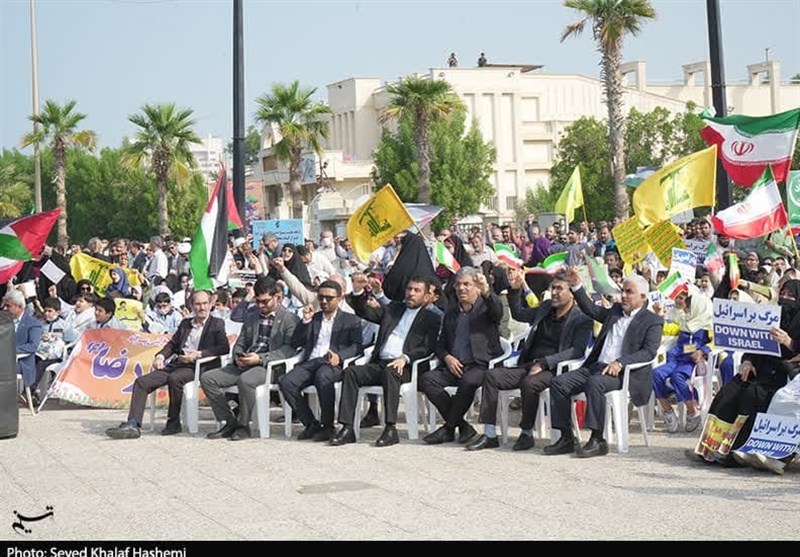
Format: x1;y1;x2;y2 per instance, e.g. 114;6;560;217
190;134;225;180
258;59;800;233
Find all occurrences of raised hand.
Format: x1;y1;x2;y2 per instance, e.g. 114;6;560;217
566;266;582;287
302;304;315;322
351;272;368;292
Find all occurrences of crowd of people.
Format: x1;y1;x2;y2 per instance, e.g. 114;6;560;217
4;215;798;472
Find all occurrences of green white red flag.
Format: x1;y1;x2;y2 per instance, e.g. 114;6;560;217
658;272;689;300
524;252;567;275
0;209;60;283
710;167;788;239
700;107;800;186
435;240;460;273
494;243;522;269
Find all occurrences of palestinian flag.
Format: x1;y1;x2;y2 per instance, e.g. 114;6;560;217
189;164;239;290
225;177;243;230
524;252;568;275
435;240;460;273
658;272;689;300
700;107;800;186
494;243;522;269
0;209;60;283
710;167;788;239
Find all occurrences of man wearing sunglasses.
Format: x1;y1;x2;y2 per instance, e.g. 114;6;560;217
278;280;363;442
201;277;300;440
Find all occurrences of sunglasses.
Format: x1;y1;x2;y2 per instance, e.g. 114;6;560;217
318;295;338;302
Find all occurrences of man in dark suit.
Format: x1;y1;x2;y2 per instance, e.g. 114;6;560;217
3;290;43;394
330;273;441;447
421;266;504;445
201;276;300;440
278;280;363;442
466;269;593;451
543;269;663;458
106;290;230;439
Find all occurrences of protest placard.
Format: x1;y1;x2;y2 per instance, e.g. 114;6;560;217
712;298;782;356
40;259;66;285
611;216;647;264
251;219;304;250
114;298;143;331
737;412;800;459
694;413;748;461
669;248;697;282
643;220;685;268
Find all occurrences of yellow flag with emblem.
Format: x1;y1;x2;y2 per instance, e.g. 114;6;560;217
347;184;415;263
554;165;583;225
633;145;717;226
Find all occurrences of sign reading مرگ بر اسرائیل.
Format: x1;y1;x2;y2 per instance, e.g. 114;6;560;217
712;298;782;356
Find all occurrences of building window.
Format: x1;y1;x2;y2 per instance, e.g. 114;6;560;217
485;196;498;211
506;196;517;211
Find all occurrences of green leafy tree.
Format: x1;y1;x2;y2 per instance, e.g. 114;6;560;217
225;125;262;166
0;157;33;218
561;0;657;218
123;103;201;236
254;81;332;219
372;112;496;225
21;100;96;246
379;76;466;204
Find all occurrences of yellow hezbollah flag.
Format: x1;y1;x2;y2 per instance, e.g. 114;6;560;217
69;252;142;296
554;165;583;224
633;145;717;226
347;184;414;263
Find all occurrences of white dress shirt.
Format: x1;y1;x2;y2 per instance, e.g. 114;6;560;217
379;306;420;361
309;310;337;359
598;307;641;365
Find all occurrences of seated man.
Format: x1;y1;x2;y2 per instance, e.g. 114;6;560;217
543;270;663;458
106;290;230;439
2;290;42;398
91;297;125;330
142;292;183;334
421;266;504;445
466;269;593;451
32;297;70;404
278;280;363;442
331;273;441;447
201;277;300;440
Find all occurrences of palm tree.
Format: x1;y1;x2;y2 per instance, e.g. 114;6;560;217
21;100;96;245
254;81;332;219
561;0;656;218
0;164;33;218
124;103;201;236
380;77;465;204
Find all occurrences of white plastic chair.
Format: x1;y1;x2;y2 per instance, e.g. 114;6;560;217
570;357;658;453
253;349;305;438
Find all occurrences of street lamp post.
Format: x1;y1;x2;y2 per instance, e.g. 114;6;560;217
30;0;42;213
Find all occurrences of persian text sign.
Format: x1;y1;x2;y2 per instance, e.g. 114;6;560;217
712;298;781;356
643;220;685;267
738;412;800;459
611;217;647;264
669;248;697;282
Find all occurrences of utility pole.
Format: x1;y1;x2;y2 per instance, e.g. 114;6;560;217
233;0;245;228
706;0;731;210
30;0;42;213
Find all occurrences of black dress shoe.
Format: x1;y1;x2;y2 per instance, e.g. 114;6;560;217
312;426;334;442
457;422;478;444
160;422;182;436
359;406;380;429
423;425;455;445
229;426;252;441
297;422;323;440
207;422;238;439
330;425;356;446
542;435;576;455
512;434;535;451
575;437;609;458
375;425;399;447
106;423;141;440
465;434;500;451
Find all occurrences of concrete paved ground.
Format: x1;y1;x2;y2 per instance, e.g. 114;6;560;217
1;401;798;541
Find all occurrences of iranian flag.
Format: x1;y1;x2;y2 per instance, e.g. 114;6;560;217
658;272;689;300
705;242;725;281
434;240;460;273
524;252;568;275
189;164;239;290
729;253;740;290
494;243;522;269
710;167;788;239
0;209;60;283
700;107;800;186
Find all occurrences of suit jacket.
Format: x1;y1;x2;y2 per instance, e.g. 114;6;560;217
14;310;43;385
507;289;593;371
157;315;230;373
574;286;663;406
348;292;441;365
232;306;300;367
291;309;363;365
436;292;504;366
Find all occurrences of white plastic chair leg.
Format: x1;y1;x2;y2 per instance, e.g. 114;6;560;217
403;391;419;440
183;382;199;434
255;384;270;439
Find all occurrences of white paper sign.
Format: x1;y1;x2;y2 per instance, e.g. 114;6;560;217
41;259;66;285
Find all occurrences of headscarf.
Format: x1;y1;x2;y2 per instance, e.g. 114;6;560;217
444;234;474;269
282;243;314;289
383;233;438;302
778;279;800;336
669;283;712;333
106;266;131;297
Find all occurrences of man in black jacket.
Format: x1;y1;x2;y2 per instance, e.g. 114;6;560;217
331;273;441;447
106;290;230;439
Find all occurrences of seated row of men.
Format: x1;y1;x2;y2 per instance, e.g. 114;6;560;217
105;266;664;458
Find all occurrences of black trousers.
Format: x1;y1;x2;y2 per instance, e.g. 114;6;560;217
277;357;341;428
337;361;411;426
127;366;195;427
479;366;554;430
549;362;622;434
420;364;487;429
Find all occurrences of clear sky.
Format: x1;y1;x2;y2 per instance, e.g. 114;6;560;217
1;0;798;151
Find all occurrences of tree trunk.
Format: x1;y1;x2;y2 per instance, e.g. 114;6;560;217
416;109;431;204
601;42;628;219
157;171;169;236
54;142;68;247
289;151;303;220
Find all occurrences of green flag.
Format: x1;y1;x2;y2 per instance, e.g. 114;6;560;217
787;170;800;234
554;165;583;225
